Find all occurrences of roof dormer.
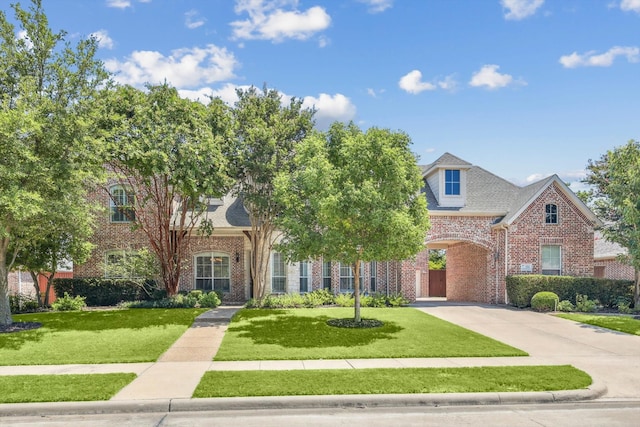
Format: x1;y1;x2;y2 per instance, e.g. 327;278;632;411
422;153;472;208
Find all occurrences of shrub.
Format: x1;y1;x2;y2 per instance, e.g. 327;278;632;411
506;275;633;309
386;293;410;307
616;296;632;314
51;292;86;311
199;291;221;308
557;300;575;312
530;291;559;312
9;293;39;314
335;293;354;307
368;293;388;308
124;293;198;309
53;278;158;306
575;294;597;313
302;289;334;307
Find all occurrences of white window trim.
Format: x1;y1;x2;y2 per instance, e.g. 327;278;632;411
271;252;287;293
194;252;231;293
541;245;561;275
109;184;135;223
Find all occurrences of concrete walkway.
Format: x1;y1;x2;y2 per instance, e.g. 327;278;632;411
1;302;639;416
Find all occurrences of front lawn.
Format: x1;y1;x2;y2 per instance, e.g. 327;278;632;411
194;365;591;397
214;308;527;360
0;373;136;403
0;308;206;365
556;313;640;336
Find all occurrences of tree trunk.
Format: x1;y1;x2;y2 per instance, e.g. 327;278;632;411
0;250;13;326
30;271;43;307
353;259;361;323
634;269;640;308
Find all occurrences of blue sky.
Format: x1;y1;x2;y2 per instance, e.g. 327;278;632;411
10;0;640;189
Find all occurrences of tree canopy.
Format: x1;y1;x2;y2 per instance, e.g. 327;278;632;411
96;83;234;295
275;122;430;322
0;0;108;325
584;140;640;306
229;85;315;299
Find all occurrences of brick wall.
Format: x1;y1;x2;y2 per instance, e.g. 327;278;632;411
594;258;635;281
508;183;594;277
447;242;490;302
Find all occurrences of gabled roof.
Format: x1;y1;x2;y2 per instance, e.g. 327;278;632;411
422;152;472;176
173;193;251;231
594;231;627;260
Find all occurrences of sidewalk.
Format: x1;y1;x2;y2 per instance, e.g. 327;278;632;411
2;303;636;417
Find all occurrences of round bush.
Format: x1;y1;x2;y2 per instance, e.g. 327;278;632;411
199;291;221;308
531;291;559;312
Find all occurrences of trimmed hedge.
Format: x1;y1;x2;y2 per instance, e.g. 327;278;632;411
53;278;160;307
506;275;633;309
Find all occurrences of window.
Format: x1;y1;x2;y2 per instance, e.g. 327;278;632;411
444;169;460;195
322;261;332;290
370;261;377;292
299;261;310;293
110;185;135;222
545;204;558;224
271;252;287;293
541;245;561;275
104;250;141;278
594;266;605;278
339;263;364;292
195;253;230;292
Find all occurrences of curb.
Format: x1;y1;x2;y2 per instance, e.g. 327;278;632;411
0;381;607;417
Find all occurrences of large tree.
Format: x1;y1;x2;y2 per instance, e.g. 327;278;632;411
230;85;315;300
584;140;640;306
97;83;233;296
0;0;108;325
275;123;430;322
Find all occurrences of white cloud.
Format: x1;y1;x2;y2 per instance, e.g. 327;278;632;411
437;74;458;92
359;0;393;13
501;0;544;20
104;44;238;88
318;35;330;48
90;30;114;50
231;0;331;42
302;93;357;130
106;0;131;9
398;70;436;94
179;83;252;105
469;64;524;89
185;10;206;29
620;0;640;13
559;46;640;68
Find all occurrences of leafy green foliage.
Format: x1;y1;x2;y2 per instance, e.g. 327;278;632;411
53;278;158;306
274;122;430;322
51;293;86;311
194;365;591;397
585;140;640;306
429;249;446;270
557;300;575;312
198;291;221;308
530;291;559;312
0;373;136;403
575;294;598;313
506;275;633;308
0;0;108;325
9;293;39;314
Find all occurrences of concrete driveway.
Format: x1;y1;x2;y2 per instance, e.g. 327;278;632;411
413;301;640;400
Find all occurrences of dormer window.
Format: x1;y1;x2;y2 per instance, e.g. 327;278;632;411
545;204;558;224
444;169;460;195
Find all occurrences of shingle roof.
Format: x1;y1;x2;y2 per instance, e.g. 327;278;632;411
594;230;627;259
174;194;251;230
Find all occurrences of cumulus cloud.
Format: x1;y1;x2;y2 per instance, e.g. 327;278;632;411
620;0;640;13
501;0;544;20
185;10;206;29
106;0;131;9
469;64;525;89
358;0;394;13
90;30;114;49
231;0;331;42
104;44;238;88
559;46;640;68
302;93;357;130
398;70;436;94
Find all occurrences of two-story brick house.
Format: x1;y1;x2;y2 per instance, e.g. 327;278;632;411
74;152;602;305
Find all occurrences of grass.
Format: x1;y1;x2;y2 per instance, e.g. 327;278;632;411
214;308;527;360
194;365;591;397
0;373;136;403
0;308;206;365
556;313;640;336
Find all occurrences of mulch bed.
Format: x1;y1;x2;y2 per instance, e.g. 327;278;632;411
0;322;42;334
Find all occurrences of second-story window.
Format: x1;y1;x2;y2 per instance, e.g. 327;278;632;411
545;204;558;224
110;185;135;223
445;169;460;195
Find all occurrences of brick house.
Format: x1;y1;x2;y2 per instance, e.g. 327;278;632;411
593;231;635;280
74;152;602;304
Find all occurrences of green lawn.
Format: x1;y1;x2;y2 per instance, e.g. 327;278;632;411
556;313;640;336
214;308;527;360
0;373;136;403
0;308;206;365
194;365;591;397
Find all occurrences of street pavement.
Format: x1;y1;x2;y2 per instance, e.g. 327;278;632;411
0;301;638;417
